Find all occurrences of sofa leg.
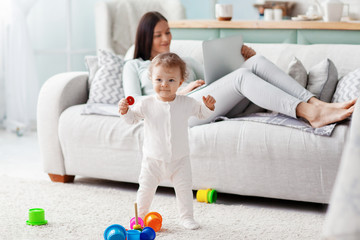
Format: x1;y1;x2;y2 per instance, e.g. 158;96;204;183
48;174;75;183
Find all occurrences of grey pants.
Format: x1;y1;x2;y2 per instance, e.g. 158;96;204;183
188;55;314;126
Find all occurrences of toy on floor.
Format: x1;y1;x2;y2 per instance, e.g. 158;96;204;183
140;227;156;240
196;188;217;203
144;212;162;232
103;203;158;240
127;229;140;240
104;224;127;240
130;216;144;230
126;96;135;105
26;208;48;226
132;203;143;231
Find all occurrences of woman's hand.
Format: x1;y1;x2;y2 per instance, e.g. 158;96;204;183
118;98;129;115
202;95;216;111
241;45;256;61
178;80;205;95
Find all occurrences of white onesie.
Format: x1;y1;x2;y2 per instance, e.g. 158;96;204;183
123;94;213;222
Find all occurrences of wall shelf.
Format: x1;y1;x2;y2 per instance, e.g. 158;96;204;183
169;20;360;30
169;20;360;44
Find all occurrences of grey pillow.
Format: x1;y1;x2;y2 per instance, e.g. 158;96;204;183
307;58;338;103
332;68;360;103
287;57;307;88
87;49;125;105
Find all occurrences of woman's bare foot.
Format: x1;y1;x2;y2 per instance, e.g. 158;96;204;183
241;45;256;61
308;97;357;109
301;105;354;128
297;102;354;128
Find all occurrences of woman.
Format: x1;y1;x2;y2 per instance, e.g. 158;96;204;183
122;11;355;128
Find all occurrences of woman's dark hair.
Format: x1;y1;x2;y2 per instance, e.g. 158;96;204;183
133;11;168;60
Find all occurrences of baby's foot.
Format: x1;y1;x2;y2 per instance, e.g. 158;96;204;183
181;218;200;230
241;45;256;61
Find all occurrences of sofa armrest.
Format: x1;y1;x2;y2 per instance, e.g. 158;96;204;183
322;96;360;238
37;71;89;175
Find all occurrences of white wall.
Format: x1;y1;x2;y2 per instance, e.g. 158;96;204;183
27;0;360;88
27;0;98;87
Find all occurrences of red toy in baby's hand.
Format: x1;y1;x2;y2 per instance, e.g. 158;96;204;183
126;96;135;105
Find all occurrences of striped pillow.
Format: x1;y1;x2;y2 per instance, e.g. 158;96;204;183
87;49;125;105
332;68;360;103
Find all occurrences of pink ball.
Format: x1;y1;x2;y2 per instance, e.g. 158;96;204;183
129;217;144;229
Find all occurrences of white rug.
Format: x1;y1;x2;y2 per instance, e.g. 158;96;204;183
0;175;326;240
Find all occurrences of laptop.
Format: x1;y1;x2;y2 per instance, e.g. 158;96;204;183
202;35;244;85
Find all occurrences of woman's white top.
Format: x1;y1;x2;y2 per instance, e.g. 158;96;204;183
122;95;213;162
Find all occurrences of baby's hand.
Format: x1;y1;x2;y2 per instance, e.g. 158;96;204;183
202;95;216;111
118;98;129;115
241;45;256;61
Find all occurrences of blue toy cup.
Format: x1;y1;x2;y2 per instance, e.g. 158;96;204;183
104;224;127;240
127;229;141;240
140;227;156;240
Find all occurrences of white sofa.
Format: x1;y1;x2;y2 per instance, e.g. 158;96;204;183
37;40;360;204
37;0;360;204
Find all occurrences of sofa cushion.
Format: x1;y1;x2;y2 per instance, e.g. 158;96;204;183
87;49;125;105
332;68;360;103
287;57;307;88
59;104;143;182
247;44;360;79
307;58;338;103
286;57;338;103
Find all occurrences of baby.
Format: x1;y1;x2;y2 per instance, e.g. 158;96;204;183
118;52;216;230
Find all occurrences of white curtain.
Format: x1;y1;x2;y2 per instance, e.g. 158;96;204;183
0;0;38;134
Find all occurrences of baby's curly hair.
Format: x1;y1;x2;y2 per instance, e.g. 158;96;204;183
149;52;188;81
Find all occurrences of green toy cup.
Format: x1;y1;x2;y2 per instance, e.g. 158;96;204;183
26;208;48;226
196;189;217;203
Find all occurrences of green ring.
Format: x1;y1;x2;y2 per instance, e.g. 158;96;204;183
207;189;217;203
